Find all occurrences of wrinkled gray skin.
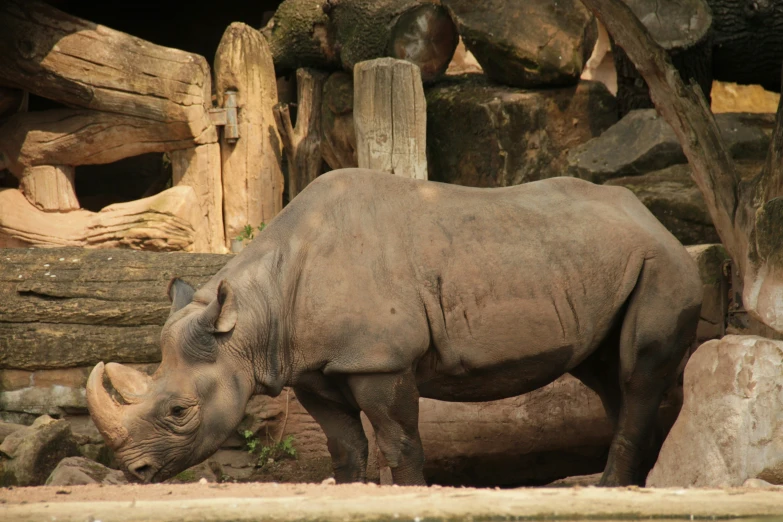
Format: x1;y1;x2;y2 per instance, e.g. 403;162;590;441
87;169;702;486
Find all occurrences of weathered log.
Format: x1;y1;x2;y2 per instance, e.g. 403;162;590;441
610;0;713;117
442;0;598;88
0;0;216;147
354;58;427;179
18;165;79;212
0;186;210;252
215;23;284;244
707;0;783;93
263;0;458;84
579;0;783;333
0;246;231;370
274;69;328;201
171;144;227;254
321;72;358;170
0;110;202;178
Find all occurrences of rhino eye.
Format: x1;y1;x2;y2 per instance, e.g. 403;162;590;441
170;405;187;417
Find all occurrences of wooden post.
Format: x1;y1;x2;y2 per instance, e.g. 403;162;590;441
354;58;427;180
274;68;328;201
214;23;284;244
171;144;227;254
19;165;79;212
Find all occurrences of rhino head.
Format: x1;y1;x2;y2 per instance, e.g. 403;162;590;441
86;277;256;483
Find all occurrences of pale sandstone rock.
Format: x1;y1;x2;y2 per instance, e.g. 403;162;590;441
647;335;783;487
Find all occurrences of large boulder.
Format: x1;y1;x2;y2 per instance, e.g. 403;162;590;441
427;77;617;187
45;456;127;486
442;0;597;88
647;335;783;487
568;110;773;184
0;414;79;486
606;165;719;246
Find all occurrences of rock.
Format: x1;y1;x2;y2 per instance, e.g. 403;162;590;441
45;456;126;486
545;472;602;487
0;414;79;486
443;0;597;88
647;335;783;487
743;478;783;489
166;459;222;484
711;81;781;114
568;110;773;184
426;77;617;187
685;244;730;344
0;421;23;444
605;165;719;246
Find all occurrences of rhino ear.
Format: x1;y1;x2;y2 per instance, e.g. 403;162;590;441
200;280;237;334
167;278;195;315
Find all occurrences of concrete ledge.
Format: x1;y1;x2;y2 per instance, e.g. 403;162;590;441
2;484;783;522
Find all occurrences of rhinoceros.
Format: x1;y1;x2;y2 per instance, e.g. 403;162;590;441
86;169;702;487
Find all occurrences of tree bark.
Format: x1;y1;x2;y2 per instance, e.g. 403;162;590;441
18;165;79;212
610;0;713;117
0;186;210;252
263;0;458;84
0;109;198;177
580;0;783;333
0;246;230;370
171;144;227;254
0;0;216;146
321;72;358;170
354;58;428;179
274;69;328;201
215;23;284;244
707;0;783;93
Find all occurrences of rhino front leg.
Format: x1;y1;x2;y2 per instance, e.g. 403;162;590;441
293;382;368;483
348;371;426;486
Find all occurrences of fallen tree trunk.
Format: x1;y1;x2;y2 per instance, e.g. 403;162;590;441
610;0;713;117
0;246;231;370
263;0;458;83
18;165;79;212
0;0;216;147
579;0;783;333
707;0;783;93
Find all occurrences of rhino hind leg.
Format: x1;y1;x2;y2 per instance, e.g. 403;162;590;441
599;256;701;487
347;370;426;486
293;381;369;483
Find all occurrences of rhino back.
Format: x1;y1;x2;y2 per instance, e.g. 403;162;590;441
222;170;698;392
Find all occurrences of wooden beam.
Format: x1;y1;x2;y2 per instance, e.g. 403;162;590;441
0;0;216;145
0;109;199;177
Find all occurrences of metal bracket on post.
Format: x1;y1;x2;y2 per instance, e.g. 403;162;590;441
208;90;240;144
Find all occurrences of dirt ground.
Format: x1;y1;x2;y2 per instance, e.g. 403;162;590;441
2;482;783;522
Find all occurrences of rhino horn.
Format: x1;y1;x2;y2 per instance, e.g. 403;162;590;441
86;362;129;449
105;362;151;404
